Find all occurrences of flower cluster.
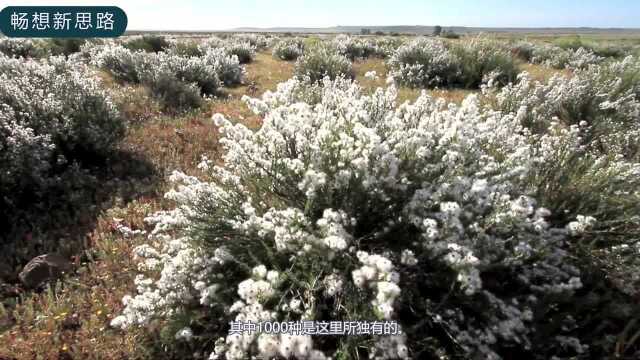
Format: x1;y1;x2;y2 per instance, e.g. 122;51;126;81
231;33;273;51
332;34;376;60
529;43;603;69
223;40;256;64
272;38;305;61
388;38;459;88
0;54;124;245
370;37;404;58
388;38;519;89
294;45;354;83
108;69;633;359
89;43;244;110
486;57;640;246
0;38;46;58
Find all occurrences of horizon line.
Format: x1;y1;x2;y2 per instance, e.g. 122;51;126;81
124;25;640;32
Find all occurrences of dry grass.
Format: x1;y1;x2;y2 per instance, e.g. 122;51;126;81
519;63;571;82
0;202;158;359
227;51;295;97
0;110;225;358
354;57;475;104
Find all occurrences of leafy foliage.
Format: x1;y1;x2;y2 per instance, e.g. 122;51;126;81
294;45;354;83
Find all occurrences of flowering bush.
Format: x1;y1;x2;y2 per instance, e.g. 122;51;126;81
0;54;124;246
486;59;640;243
232;34;271;50
294;46;354;83
333;35;376;60
530;44;603;69
388;38;460;88
90;44;244;110
203;47;244;86
511;41;536;62
224;41;256;64
0;55;124;158
91;44;147;83
146;52;222;96
0;38;46;58
110;75;637;359
490;57;640;145
450;39;519;88
371;37;404;58
167;39;204;57
123;35;170;53
389;38;519;89
272;38;305;61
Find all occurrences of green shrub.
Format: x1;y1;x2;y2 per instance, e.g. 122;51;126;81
294;45;354;83
554;36;589;51
124;35;170;53
389;38;518;89
450;39;519;88
272;38;305;61
511;41;536;62
113;76;640;359
0;38;47;58
91;45;226;111
0;55;125;255
91;44;147;83
333;35;376;60
167;40;203;57
45;38;86;56
225;41;256;64
440;30;461;39
144;69;203;112
388;38;460;88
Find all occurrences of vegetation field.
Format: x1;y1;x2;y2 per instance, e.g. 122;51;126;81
0;31;639;359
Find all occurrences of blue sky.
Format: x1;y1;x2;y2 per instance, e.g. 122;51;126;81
2;0;639;30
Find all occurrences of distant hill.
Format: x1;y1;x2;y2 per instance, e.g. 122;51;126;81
231;25;640;35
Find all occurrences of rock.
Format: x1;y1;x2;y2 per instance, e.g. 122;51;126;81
18;254;72;289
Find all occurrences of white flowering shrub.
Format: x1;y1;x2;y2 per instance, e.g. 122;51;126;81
565;47;604;69
91;44;149;83
0;107;54;198
232;34;271;51
450;39;520;88
224;41;256;64
110;76;635;359
333;35;376;60
90;44;246;110
388;38;460;88
200;36;227;51
511;41;536;62
389;38;519;89
294;46;354;83
0;38;46;58
203;47;244;86
530;44;603;70
487;59;640;244
166;39;204;57
144;52;222;96
0;54;124;247
371;37;404;58
272;38;305;61
0;55;124;158
123;35;170;53
491;58;640;148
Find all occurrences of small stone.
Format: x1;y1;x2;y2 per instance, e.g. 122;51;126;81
18;254;72;289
